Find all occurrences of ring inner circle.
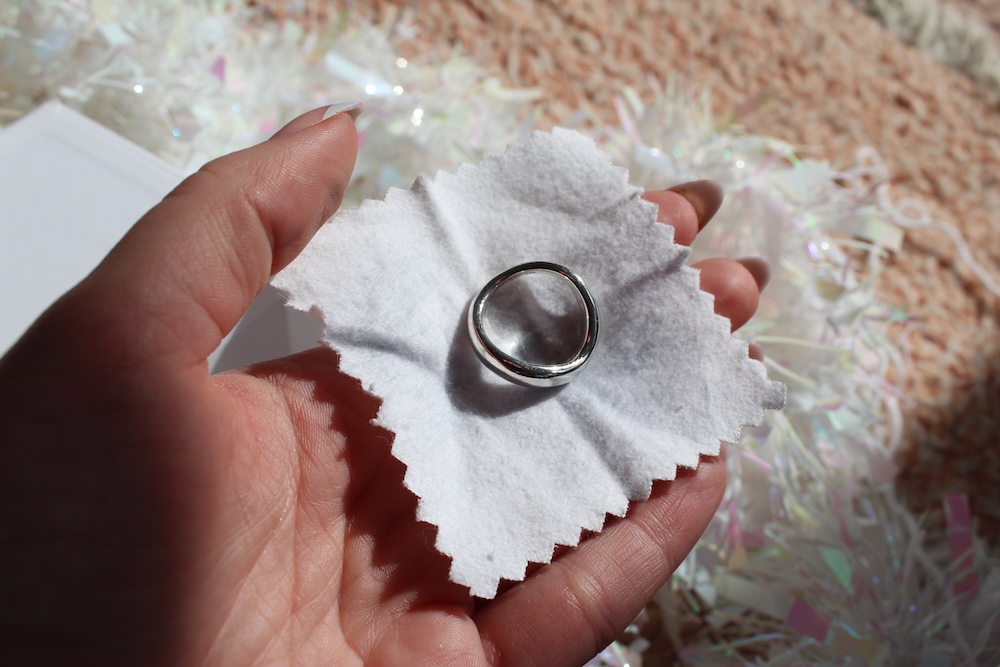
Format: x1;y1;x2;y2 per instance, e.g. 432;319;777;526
468;261;599;388
481;270;588;366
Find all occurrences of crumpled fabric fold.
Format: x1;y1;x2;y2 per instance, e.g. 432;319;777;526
274;129;785;598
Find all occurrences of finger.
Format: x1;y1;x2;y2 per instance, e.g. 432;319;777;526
476;457;727;667
271;102;362;139
641;179;723;246
736;256;770;291
69;104;359;370
748;342;765;361
691;257;762;331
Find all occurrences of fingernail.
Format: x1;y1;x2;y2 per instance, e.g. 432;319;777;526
737;257;771;290
748;342;765;362
667;180;724;227
321;101;363;122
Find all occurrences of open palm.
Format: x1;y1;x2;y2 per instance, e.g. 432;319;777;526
0;108;765;666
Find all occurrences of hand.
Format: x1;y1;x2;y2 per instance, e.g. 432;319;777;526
0;106;766;666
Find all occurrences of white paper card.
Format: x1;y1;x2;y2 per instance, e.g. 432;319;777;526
0;101;184;355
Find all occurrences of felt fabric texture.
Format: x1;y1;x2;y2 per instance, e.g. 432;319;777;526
273;128;785;598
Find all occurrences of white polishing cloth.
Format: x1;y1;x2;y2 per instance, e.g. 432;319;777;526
274;129;786;598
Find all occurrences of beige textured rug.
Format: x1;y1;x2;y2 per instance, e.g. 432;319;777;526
851;0;1000;104
350;0;1000;546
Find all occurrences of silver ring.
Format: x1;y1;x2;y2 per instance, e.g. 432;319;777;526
467;261;599;388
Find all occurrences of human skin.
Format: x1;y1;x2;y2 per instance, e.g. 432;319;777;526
0;106;765;666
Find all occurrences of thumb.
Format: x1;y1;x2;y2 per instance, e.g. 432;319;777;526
62;104;359;371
